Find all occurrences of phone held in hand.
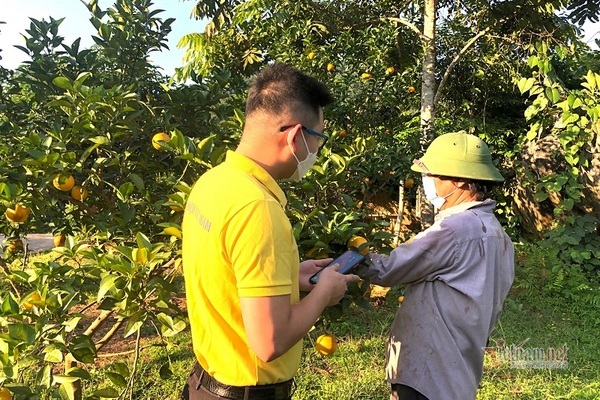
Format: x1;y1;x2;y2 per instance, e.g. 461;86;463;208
309;249;365;284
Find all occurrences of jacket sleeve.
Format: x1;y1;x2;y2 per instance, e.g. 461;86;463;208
361;222;457;287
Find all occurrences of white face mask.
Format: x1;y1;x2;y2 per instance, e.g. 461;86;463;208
422;175;457;209
289;132;318;182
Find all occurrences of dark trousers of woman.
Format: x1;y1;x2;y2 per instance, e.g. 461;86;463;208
390;384;429;400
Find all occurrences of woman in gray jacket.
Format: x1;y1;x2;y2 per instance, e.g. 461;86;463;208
363;132;515;400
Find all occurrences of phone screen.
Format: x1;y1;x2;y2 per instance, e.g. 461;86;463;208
309;250;365;284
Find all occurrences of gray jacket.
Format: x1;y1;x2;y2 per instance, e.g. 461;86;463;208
365;199;514;400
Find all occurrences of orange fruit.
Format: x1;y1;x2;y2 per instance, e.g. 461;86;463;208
398;295;405;303
53;234;66;247
0;387;12;400
316;334;338;356
307;247;329;260
6;239;23;253
361;72;372;80
338;129;347;138
327;63;335;72
347;236;369;255
405;177;415;189
23;293;42;311
307;51;315;60
408;86;416;93
71;186;88;201
152;132;171;150
53;174;75;191
386;66;395;75
5;203;31;223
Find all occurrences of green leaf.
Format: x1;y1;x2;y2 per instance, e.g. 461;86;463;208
129;173;145;192
563;198;574;210
117;182;134;201
517;77;535;94
545;87;560;103
53;375;80;384
88;136;110;145
92;388;119;398
135;232;152;250
53;77;73;90
8;323;36;345
534;191;549;202
107;372;128;388
44;348;64;363
124;311;145;338
159;363;173;379
58;381;76;400
585;70;597;90
98;274;118;301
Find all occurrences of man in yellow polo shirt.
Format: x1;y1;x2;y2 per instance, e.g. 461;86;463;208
181;62;360;400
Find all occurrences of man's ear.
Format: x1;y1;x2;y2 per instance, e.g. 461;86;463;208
285;124;301;151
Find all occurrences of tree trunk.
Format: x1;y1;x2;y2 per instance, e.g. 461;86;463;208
417;0;437;228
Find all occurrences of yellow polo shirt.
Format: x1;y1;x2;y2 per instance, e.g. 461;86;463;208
182;151;301;386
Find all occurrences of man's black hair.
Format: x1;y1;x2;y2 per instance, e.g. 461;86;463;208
246;62;334;117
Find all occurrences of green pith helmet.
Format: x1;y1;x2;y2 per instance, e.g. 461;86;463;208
410;132;504;182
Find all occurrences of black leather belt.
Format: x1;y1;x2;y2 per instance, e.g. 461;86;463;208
193;363;294;400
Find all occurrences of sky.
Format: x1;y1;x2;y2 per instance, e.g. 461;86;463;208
0;1;598;76
0;0;205;76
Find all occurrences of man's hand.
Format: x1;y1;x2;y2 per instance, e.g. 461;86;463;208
299;258;332;292
315;265;361;306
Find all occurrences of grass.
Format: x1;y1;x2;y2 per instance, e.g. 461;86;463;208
85;282;599;400
14;249;600;399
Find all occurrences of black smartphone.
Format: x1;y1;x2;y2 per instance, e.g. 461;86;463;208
309;249;365;284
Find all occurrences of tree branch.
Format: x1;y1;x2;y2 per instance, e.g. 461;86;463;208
95;316;126;353
384;17;425;42
83;309;114;336
434;24;496;107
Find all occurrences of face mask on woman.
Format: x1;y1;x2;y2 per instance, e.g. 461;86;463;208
422;175;457;209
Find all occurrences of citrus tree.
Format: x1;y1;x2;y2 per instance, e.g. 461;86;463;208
0;1;239;398
515;41;600;281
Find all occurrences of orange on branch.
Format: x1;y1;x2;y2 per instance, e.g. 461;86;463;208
53;234;66;247
327;63;335;72
307;51;315;60
71;186;88;201
404;177;415;189
316;334;338;356
347;235;369;255
307;247;329;260
386;66;395;75
338;129;347;138
23;293;42;311
408;86;416;93
53;174;75;191
5;204;31;223
361;72;372;80
0;387;12;400
152;132;171;150
6;239;23;253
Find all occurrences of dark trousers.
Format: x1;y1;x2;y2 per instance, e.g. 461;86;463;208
390;384;429;400
181;366;293;400
181;367;224;400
